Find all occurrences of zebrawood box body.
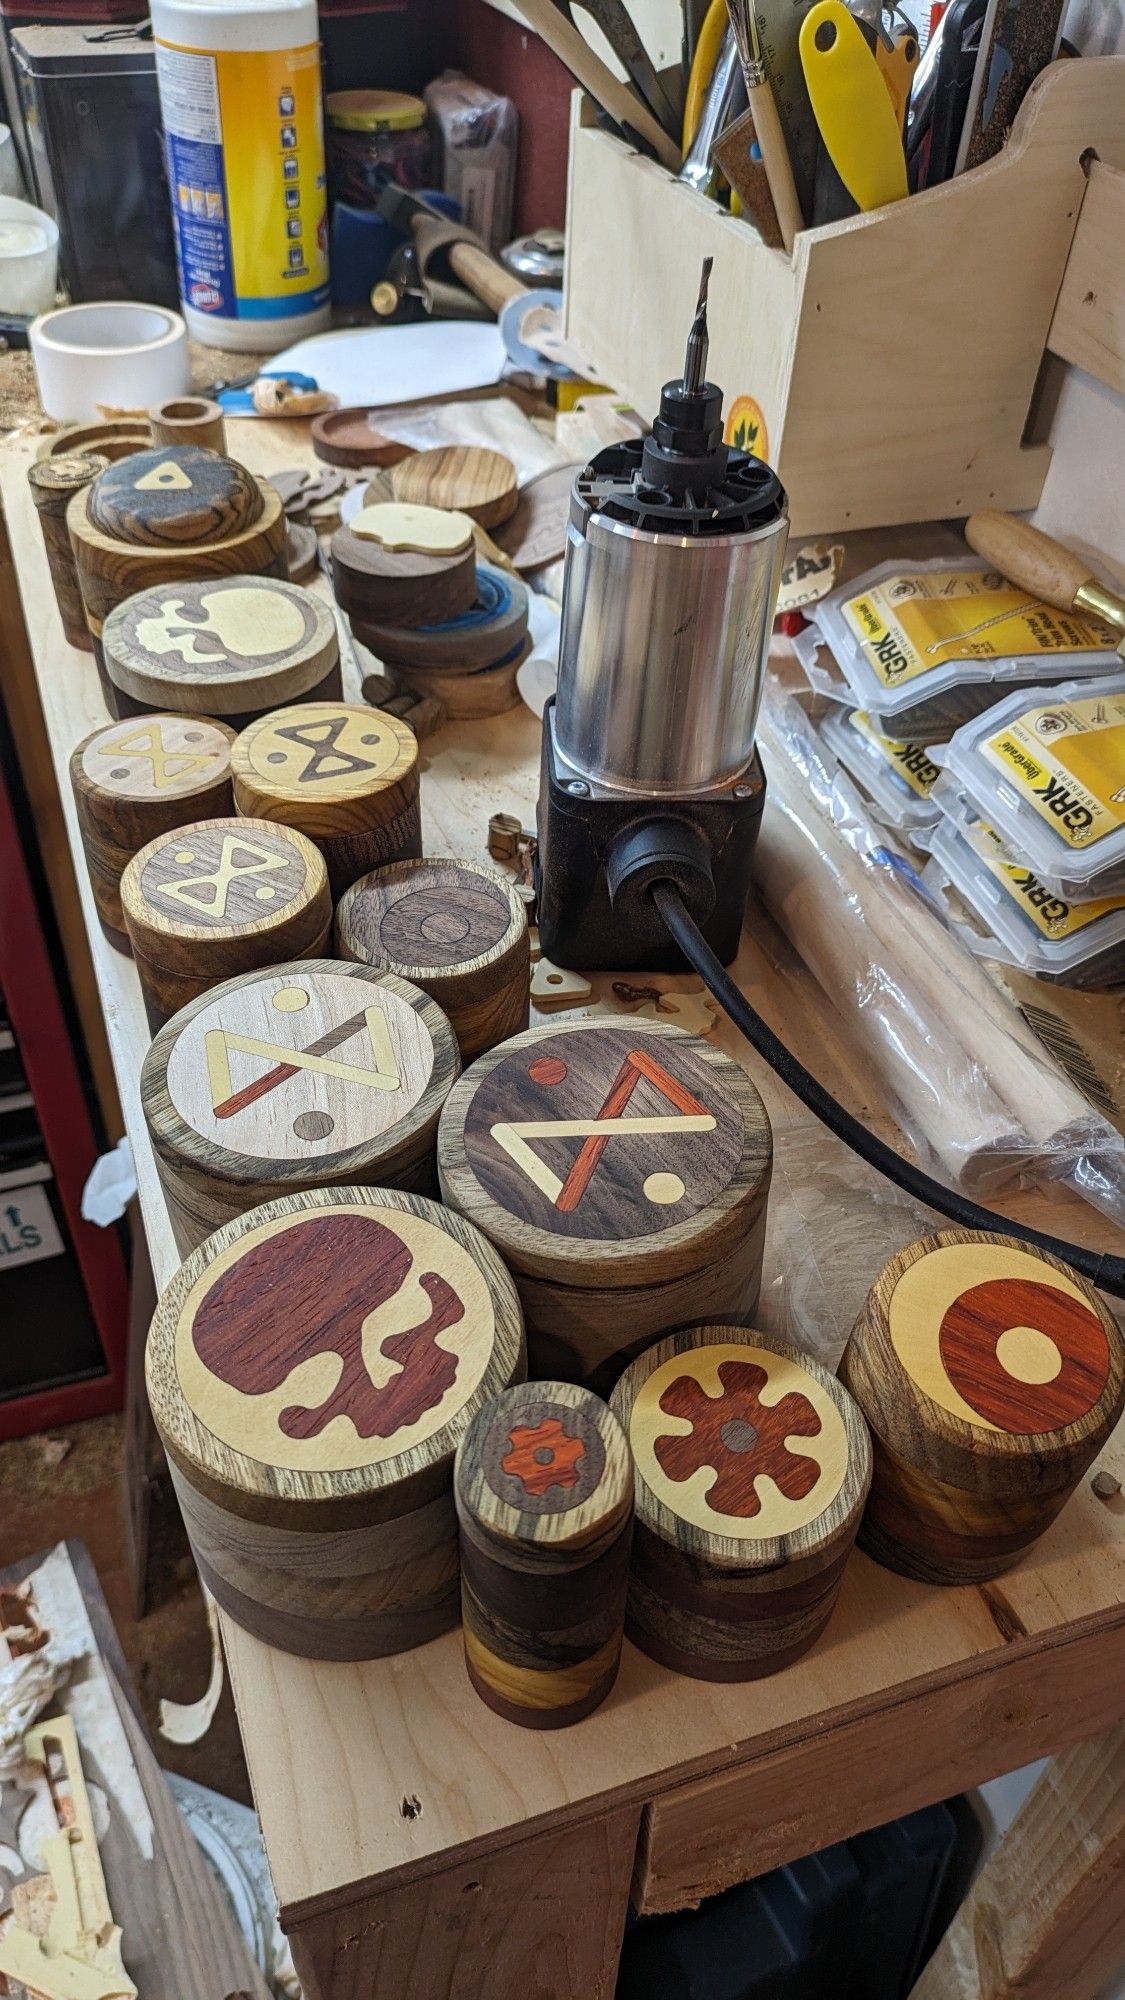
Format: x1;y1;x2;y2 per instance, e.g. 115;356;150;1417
27;451;108;649
146;1186;526;1659
120;816;332;1031
454;1381;633;1729
839;1230;1125;1586
437;1019;773;1392
611;1328;872;1682
101;575;342;727
231;701;421;899
336;859;529;1060
142;959;461;1253
69;714;235;950
66;446;287;677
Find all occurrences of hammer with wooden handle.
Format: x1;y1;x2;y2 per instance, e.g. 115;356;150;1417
965;509;1125;655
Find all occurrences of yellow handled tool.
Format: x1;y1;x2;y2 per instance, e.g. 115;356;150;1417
966;510;1125;655
799;0;908;211
876;15;920;132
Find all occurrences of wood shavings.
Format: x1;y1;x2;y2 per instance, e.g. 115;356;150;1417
0;1653;74;1781
38;1439;71;1472
249;378;336;417
158;1598;223;1749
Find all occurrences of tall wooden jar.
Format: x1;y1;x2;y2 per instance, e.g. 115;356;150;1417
141;960;461;1253
612;1328;872;1681
840;1229;1125;1585
146;1187;526;1660
438;1018;773;1391
101;575;341;727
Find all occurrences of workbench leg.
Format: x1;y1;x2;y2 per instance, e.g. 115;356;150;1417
912;1725;1125;2000
285;1805;642;2000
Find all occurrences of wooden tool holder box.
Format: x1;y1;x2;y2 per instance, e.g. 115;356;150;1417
564;56;1125;534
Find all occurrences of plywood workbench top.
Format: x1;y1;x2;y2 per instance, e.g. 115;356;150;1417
3;419;1125;1964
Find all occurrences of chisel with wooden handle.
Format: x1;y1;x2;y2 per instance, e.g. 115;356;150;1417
965;510;1125;654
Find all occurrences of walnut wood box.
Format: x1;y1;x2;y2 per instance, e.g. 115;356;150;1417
101;575;342;727
70;714;236;951
437;1019;773;1392
146;1186;526;1660
336;859;529;1061
141;959;461;1253
231;701;421;899
28;451;108;649
120;816;331;1031
611;1328;872;1682
839;1229;1125;1586
454;1380;633;1729
331;519;478;629
67;445;287;666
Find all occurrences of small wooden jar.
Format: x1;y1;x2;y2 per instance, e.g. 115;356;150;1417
455;1380;633;1728
438;1018;773;1391
231;701;422;899
611;1328;872;1681
67;445;287;660
148;396;226;452
839;1229;1125;1586
336;859;529;1060
120;816;331;1031
141;959;461;1253
27;452;108;648
101;574;341;727
70;714;236;951
331;516;478;629
146;1186;526;1660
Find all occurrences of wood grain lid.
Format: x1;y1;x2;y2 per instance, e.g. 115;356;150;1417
839;1230;1125;1495
71;715;236;841
141;960;458;1193
87;446;262;546
145;1186;526;1529
437;1018;772;1289
391;445;518;529
121;817;328;956
455;1380;632;1555
611;1328;872;1575
230;702;418;836
336;859;525;984
28;452;109;498
101;576;339;713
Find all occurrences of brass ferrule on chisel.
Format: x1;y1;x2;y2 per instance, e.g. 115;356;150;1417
1075;578;1125;645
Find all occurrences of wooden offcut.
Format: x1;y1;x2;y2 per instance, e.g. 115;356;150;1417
455;1380;633;1728
611;1327;871;1681
336;859;529;1060
141;958;460;1250
839;1229;1125;1585
102;574;342;726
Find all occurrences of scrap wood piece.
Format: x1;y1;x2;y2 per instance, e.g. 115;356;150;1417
158;1596;223;1749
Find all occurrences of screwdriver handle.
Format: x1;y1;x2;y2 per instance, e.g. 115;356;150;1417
965;509;1096;612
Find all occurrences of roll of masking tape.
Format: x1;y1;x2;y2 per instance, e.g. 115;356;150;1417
30;301;189;424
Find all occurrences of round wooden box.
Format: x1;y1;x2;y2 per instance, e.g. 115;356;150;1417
101;574;341;727
839;1229;1125;1586
120;816;332;1031
454;1380;633;1728
336;859;529;1060
67;445;287;654
141;959;461;1253
28;452;109;649
69;714;236;951
146;1186;526;1660
331;515;477;629
437;1019;773;1391
611;1328;872;1682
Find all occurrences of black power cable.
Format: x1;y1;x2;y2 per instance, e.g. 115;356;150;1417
651;879;1125;1302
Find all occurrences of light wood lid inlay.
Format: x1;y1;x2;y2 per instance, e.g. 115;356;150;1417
124;818;325;941
80;715;234;802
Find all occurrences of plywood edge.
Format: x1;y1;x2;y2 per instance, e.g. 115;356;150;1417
1048;159;1125;394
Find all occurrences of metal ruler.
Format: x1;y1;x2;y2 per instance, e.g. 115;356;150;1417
753;0;822;220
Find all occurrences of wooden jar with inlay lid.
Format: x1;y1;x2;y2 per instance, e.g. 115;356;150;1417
437;1018;773;1392
331;509;478;629
611;1328;872;1681
28;452;109;648
120;817;331;1031
67;445;287;660
839;1229;1125;1586
70;714;235;951
141;959;460;1253
145;1185;526;1659
101;575;341;727
455;1380;633;1728
231;701;421;899
336;859;529;1060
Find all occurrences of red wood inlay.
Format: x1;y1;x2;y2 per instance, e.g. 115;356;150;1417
938;1277;1111;1433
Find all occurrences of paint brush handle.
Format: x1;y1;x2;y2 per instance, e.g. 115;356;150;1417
746;70;806;249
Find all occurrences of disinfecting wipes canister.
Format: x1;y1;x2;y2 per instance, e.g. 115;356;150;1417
151;0;330;351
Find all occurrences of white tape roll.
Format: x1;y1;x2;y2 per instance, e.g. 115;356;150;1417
30;300;190;423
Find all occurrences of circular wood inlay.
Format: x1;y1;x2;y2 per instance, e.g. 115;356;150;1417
479;1391;609;1517
173;1201;499;1472
627;1342;849;1540
88;446;262;546
109;575;328;674
369;872;513;971
136;822;314;932
164;968;436;1161
233;703;412;801
80;716;233;801
887;1240;1113;1437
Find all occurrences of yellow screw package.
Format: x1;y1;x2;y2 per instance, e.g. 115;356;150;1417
925;812;1125;990
794;559;1121;740
819;706;942;847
